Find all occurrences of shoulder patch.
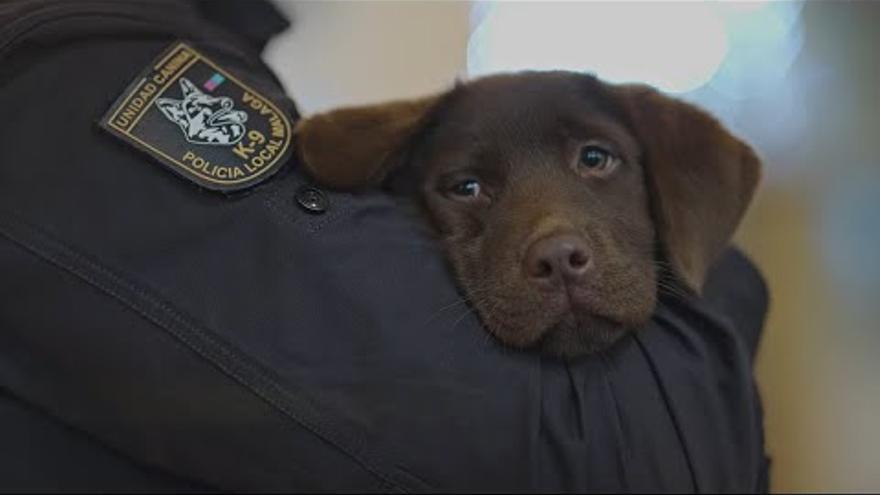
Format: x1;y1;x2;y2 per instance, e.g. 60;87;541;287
100;42;293;192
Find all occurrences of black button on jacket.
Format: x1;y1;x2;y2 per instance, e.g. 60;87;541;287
0;1;770;492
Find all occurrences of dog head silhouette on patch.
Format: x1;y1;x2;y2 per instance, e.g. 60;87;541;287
156;78;248;146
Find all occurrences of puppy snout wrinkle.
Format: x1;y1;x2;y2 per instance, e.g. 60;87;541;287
524;233;591;289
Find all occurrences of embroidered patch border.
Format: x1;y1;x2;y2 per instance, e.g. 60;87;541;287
100;42;293;192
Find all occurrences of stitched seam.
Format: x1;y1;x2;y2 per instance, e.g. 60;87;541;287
0;213;405;492
1;5;191;57
0;209;408;493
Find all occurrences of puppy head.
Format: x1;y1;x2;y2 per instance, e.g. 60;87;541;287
297;72;761;357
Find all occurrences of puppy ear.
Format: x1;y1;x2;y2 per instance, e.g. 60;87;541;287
179;77;199;97
295;93;446;189
614;84;762;292
155;98;185;124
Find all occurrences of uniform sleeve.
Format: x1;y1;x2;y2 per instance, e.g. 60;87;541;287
701;247;772;492
701;247;770;362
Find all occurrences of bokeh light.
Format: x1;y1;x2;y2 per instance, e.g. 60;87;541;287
467;1;803;97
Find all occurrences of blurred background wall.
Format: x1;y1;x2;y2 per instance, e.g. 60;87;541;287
264;1;880;491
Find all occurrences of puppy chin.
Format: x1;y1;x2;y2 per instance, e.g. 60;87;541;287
478;300;635;357
538;312;631;358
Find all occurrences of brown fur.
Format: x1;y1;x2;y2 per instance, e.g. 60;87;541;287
295;71;761;357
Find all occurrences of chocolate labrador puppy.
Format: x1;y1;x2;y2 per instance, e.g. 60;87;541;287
295;71;761;357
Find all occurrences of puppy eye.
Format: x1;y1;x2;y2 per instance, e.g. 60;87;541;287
578;145;618;176
448;179;483;199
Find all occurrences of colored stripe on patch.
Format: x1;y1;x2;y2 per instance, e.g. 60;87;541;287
203;73;226;91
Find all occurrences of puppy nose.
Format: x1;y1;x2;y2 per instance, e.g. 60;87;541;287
524;234;591;286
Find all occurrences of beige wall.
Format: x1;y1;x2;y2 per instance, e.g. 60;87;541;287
265;1;471;114
737;2;880;490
